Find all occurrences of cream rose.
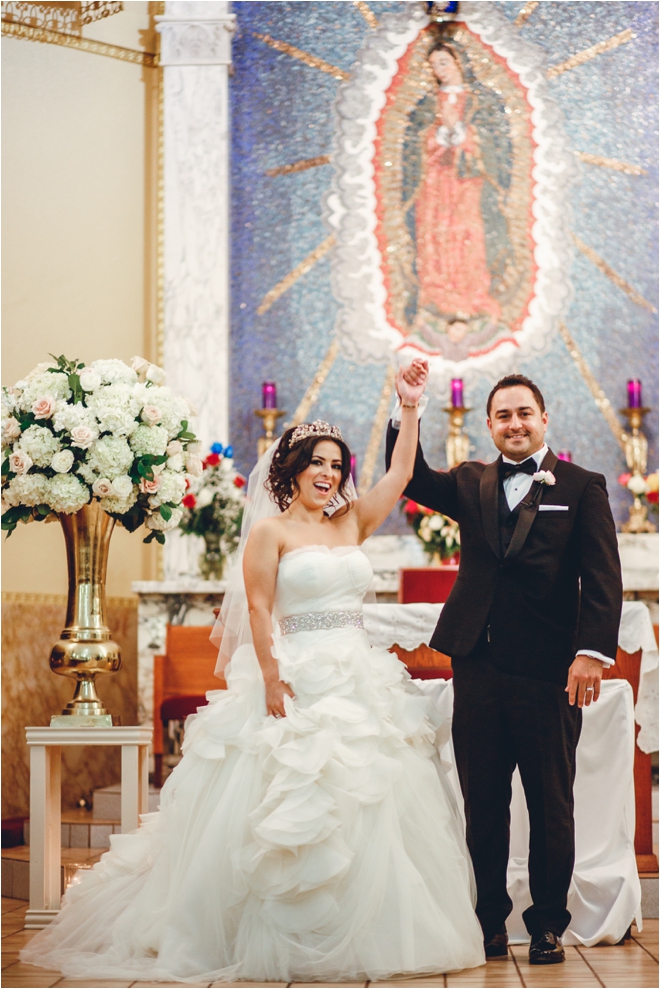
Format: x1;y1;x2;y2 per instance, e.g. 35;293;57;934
31;396;56;420
2;417;21;442
51;449;75;473
141;405;162;426
186;454;203;477
92;478;113;497
111;475;134;499
166;440;183;457
139;475;162;495
145;364;166;386
9;450;33;475
131;356;150;379
167;452;184;472
627;473;648;496
70;425;97;450
79;368;102;392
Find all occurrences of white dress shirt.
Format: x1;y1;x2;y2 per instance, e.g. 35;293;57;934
391;402;614;667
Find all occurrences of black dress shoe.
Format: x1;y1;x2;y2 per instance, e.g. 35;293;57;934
484;927;509;958
529;930;565;965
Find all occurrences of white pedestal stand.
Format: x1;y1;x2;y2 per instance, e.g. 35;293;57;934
24;725;152;929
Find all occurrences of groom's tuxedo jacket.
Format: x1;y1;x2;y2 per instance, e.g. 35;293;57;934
386;426;623;684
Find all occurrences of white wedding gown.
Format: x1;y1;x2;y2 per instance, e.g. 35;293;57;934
23;547;485;983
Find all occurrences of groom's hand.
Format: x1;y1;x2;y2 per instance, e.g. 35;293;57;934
566;655;603;707
396;359;429;406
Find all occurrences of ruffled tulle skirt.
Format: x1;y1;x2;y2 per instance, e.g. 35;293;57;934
22;626;485;983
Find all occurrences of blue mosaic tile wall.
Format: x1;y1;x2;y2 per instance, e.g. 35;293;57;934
229;1;658;533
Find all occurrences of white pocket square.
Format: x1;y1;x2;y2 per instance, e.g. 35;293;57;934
538;505;569;511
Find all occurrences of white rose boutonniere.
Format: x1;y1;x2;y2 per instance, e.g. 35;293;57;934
532;470;556;486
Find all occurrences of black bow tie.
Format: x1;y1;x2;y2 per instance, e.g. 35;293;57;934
499;459;538;481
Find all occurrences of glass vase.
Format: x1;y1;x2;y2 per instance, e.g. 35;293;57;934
200;532;225;580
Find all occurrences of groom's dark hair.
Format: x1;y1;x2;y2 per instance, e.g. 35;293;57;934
487;374;546;417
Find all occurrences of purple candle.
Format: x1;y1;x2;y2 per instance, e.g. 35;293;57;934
627;379;642;409
262;381;277;409
450;378;464;408
350;455;357;484
557;451;572;462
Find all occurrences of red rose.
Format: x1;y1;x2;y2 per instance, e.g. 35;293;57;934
185;477;191;490
234;475;246;488
618;472;632;486
647;490;658;503
182;493;197;509
206;453;221;467
403;499;418;515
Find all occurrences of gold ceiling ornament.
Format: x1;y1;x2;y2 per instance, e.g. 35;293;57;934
1;17;157;65
514;1;539;29
353;0;378;29
291;338;340;426
266;155;332;177
576;151;647;176
558;321;626;452
257;233;336;316
547;28;634;80
252;32;349;81
572;233;657;313
359;366;396;496
2;1;123;35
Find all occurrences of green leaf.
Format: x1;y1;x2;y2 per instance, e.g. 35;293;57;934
137;460;154;480
1;459;10;477
35;504;51;516
143;530;166;545
159;505;172;522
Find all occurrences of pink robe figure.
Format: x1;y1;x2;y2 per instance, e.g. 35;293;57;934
415;90;501;322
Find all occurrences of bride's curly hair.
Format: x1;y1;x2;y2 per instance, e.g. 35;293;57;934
267;426;353;514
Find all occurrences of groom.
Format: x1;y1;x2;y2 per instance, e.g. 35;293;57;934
386;362;623;965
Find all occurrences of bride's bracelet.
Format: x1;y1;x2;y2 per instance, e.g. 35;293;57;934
401;402;419;409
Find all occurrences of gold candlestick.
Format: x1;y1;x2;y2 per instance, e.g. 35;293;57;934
444;405;471;468
254;408;286;458
620;406;656;533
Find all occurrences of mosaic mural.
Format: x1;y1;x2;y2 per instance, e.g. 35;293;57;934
229;1;658;533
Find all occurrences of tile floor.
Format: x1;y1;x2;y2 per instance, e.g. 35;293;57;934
1;899;657;989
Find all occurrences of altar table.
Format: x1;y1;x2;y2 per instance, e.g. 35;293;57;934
415;677;641;946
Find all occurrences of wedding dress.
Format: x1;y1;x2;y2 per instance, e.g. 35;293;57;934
23;545;485;983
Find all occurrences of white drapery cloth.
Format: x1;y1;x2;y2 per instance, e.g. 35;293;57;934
363;601;659;753
415;678;641;946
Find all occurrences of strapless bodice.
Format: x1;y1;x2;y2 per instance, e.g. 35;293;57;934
273;546;373;620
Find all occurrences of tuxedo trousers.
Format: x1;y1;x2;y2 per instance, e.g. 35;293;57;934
451;640;582;940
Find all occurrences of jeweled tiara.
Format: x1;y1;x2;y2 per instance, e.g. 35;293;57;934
289;420;343;447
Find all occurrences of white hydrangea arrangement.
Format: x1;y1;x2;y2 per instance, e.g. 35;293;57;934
2;355;200;544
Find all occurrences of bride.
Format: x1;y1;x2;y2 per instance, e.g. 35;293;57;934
22;363;485;984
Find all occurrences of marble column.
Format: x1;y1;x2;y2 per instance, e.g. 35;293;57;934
156;1;235;579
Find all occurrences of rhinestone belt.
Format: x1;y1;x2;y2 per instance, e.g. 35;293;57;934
278;610;364;636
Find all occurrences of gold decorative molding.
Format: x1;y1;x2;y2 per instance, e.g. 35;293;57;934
257;233;336;316
547;28;634;80
252;32;349;82
514;1;539;29
266;155;331;177
359;366;396;495
572;233;657;313
558;321;626;451
1;18;158;65
575;151;646;176
353;0;378;29
2;591;138;609
291;339;340;426
2;1;123;35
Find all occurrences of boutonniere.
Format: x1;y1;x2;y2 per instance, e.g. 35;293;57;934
532;470;556;486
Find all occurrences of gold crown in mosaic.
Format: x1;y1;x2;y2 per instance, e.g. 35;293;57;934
289;420;343;447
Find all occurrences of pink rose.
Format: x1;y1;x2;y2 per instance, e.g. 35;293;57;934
131;356;150;379
141;405;162;426
2;417;21;442
70;425;97;449
92;478;113;497
9;450;32;475
31;396;56;420
140;474;162;495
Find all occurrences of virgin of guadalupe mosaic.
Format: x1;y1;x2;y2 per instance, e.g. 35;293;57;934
328;3;574;384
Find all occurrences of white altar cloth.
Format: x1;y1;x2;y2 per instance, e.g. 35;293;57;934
415;678;641;945
363;600;659;753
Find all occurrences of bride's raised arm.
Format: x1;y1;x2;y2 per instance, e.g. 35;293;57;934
353;359;428;541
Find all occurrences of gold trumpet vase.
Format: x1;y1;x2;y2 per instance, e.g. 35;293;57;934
49;500;122;727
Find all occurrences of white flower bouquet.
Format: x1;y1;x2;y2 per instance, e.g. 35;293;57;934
179;443;245;579
2;354;199;544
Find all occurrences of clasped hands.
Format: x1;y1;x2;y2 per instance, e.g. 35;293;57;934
396;358;429;406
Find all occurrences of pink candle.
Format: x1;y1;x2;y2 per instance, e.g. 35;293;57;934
627;379;642;408
557;451;572;462
450;378;464;408
262;381;277;409
350;455;357;484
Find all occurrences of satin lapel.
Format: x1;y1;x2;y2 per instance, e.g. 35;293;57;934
480;458;501;560
504;449;560;564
